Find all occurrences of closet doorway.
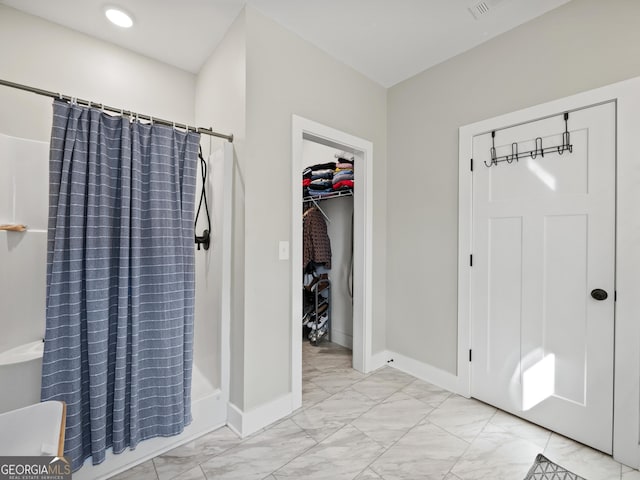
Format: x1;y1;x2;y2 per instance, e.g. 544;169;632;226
291;116;373;410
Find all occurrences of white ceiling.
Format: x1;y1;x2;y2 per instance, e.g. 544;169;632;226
0;0;570;87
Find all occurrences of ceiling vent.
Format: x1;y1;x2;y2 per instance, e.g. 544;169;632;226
468;0;506;20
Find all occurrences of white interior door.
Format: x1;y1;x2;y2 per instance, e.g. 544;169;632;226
470;102;616;453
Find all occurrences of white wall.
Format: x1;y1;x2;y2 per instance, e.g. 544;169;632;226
386;0;640;375
195;11;247;408
302;140;354;349
242;6;387;410
0;6;194;143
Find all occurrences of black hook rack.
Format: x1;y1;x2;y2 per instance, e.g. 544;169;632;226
484;112;573;168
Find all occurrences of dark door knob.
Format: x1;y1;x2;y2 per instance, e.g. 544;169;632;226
591;289;608;301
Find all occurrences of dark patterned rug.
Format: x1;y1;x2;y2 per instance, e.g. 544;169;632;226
524;454;587;480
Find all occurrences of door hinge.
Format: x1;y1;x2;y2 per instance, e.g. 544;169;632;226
469;349;472;362
614;290;617;301
470;158;473;171
470;254;473;267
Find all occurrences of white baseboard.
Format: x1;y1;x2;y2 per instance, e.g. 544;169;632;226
226;402;244;438
385;350;459;394
226;393;293;438
331;329;353;350
369;349;392;372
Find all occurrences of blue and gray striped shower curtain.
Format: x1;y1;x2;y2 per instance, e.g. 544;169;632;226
41;100;199;471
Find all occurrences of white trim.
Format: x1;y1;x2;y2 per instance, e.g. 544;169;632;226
386;351;459;394
220;142;233;414
369;350;391;372
225;394;293;438
457;119;473;400
291;115;375;411
361;126;375;374
291;116;304;411
458;75;640;468
226;402;244;438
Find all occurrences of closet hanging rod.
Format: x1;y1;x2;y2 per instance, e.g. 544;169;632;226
0;78;234;142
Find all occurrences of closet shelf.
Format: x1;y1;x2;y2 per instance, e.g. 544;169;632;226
0;224;27;232
303;189;353;203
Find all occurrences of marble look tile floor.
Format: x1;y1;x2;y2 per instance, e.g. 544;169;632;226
112;342;633;480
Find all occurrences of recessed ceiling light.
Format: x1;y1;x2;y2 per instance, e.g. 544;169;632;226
105;7;134;28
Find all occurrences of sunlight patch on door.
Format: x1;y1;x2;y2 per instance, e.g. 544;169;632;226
522;353;555;411
527;159;557;191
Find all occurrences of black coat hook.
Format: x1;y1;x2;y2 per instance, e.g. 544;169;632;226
531;137;544;159
485;131;498;167
484;113;573;168
558;112;572;155
507;143;518;163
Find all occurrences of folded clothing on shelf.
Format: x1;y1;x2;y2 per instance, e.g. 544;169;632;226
333;179;354;190
333;170;354;183
311;161;338;171
310;178;333;188
303;162;337;184
311;168;334;180
302;159;357;199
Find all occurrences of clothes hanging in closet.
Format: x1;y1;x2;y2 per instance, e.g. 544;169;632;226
303;206;332;269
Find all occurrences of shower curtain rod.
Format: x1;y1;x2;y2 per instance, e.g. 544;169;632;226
0;78;234;143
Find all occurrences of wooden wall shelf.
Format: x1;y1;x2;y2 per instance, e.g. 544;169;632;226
0;224;27;232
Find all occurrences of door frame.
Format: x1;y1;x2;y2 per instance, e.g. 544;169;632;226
458;76;640;468
291;115;374;410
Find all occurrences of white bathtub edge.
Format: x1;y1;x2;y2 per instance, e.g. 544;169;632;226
0;340;44;366
72;389;227;480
